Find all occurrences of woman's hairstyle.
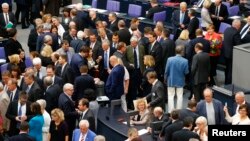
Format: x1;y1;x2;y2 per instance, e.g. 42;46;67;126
178;29;189;40
30;102;42;115
136;99;147;110
51;108;65;122
239;104;249;114
9;54;20;64
144;55;155;67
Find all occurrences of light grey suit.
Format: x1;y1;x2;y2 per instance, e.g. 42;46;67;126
0;90;10;130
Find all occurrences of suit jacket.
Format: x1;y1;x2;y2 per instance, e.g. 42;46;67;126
6;101;33;136
105;64;125;100
162;120;183;141
8;133;36;141
61;63;75;84
171;10;190;31
4;38;23;62
117;28;131;45
188;17;199;39
161;38;176;69
70;53;88;76
0;91;10;130
9;89;20;102
179;108;199;122
56;47;75;63
146;80;165;110
146;5;165;19
98;47;116;74
186;37;210;66
113;51;133;71
209;3;229;31
172;128;200;141
191;51;210;85
149;41;163;77
109;20;119;32
79;109;95;132
73;74;96;100
223;27;241;59
28;29;39;52
44;84;62;114
70;39;86;53
36;32;59;52
126;45;145;73
0;12;16;28
196;99;225;124
132;109;150;125
23;82;43;102
87;41;102;61
35;66;47;80
72;129;96;141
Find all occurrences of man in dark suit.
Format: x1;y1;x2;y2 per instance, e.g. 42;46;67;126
77;98;95;132
0;3;16;28
58;54;75;84
172;117;200;141
146;0;165;19
117;20;131;45
8;121;35;141
7;78;20;102
191;43;210;102
223;19;241;85
70;31;87;53
88;33;102;61
58;83;79;140
88;10;100;29
23;73;42;102
43;76;62;114
179;100;199;128
96;39;116;82
209;0;229;32
63;26;78;44
45;65;63;87
187;9;199;40
113;42;133;70
171;2;189;40
28;24;43;52
74;65;95;101
70;46;89;77
6;91;33;136
240;15;250;43
160;110;183;141
148;31;163;80
146;71;165;110
105;56;125;100
108;12;118;32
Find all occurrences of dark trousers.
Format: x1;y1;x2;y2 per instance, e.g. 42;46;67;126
224;57;232;85
209;56;219;86
193;83;206;102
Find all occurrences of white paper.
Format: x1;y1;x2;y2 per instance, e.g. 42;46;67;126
138;129;148;136
229;16;241;19
138;17;146;20
96;96;109;101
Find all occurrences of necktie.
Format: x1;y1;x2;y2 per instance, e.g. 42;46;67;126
180;12;184;24
10;92;13;101
81;133;85;141
197;0;204;7
36;69;40;79
5;13;9;24
134;48;138;69
66;51;71;63
215;6;219;17
26;86;30;94
104;51;108;69
17;104;22;128
240;24;250;39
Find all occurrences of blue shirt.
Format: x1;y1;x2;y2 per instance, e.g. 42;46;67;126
165;55;189;87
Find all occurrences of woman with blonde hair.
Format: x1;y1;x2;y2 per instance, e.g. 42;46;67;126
175;29;190;47
140;55;155;97
131;98;149;125
201;0;213;30
194;116;208;141
40;35;53;66
7;53;25;73
48;108;69;141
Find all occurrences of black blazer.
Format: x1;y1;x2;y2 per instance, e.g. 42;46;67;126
0;12;16;28
161;38;176;68
28;29;38;52
44;84;62;113
188;17;200;40
209;3;229;31
162;120;183;141
117;28;131;45
61;63;75;84
8;89;20;102
223;27;241;59
171;10;190;30
191;51;210;85
146;5;165;19
98;47;116;73
73;74;96;100
80;109;95;132
146;80;165;110
149;41;163;77
23;82;43;102
8;133;36;141
6;101;33;136
87;41;102;61
172;129;200;141
109;20;119;32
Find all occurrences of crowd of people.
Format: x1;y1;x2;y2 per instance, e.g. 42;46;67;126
0;0;250;140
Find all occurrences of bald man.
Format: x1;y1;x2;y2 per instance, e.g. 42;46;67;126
105;56;125;100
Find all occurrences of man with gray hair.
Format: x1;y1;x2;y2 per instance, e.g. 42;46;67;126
72;120;96;141
0;2;16;37
223;19;242;85
94;135;106;141
58;83;78;139
32;57;46;79
70;30;87;53
36;23;59;52
43;76;61;113
232;91;250;117
165;45;189;113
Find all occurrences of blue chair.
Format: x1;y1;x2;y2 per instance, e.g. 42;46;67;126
222;2;230;11
219;22;231;34
229;6;239;16
106;0;120;12
92;0;97;8
128;4;142;17
153;11;166;22
0;47;6;59
1;63;8;73
25;57;33;68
